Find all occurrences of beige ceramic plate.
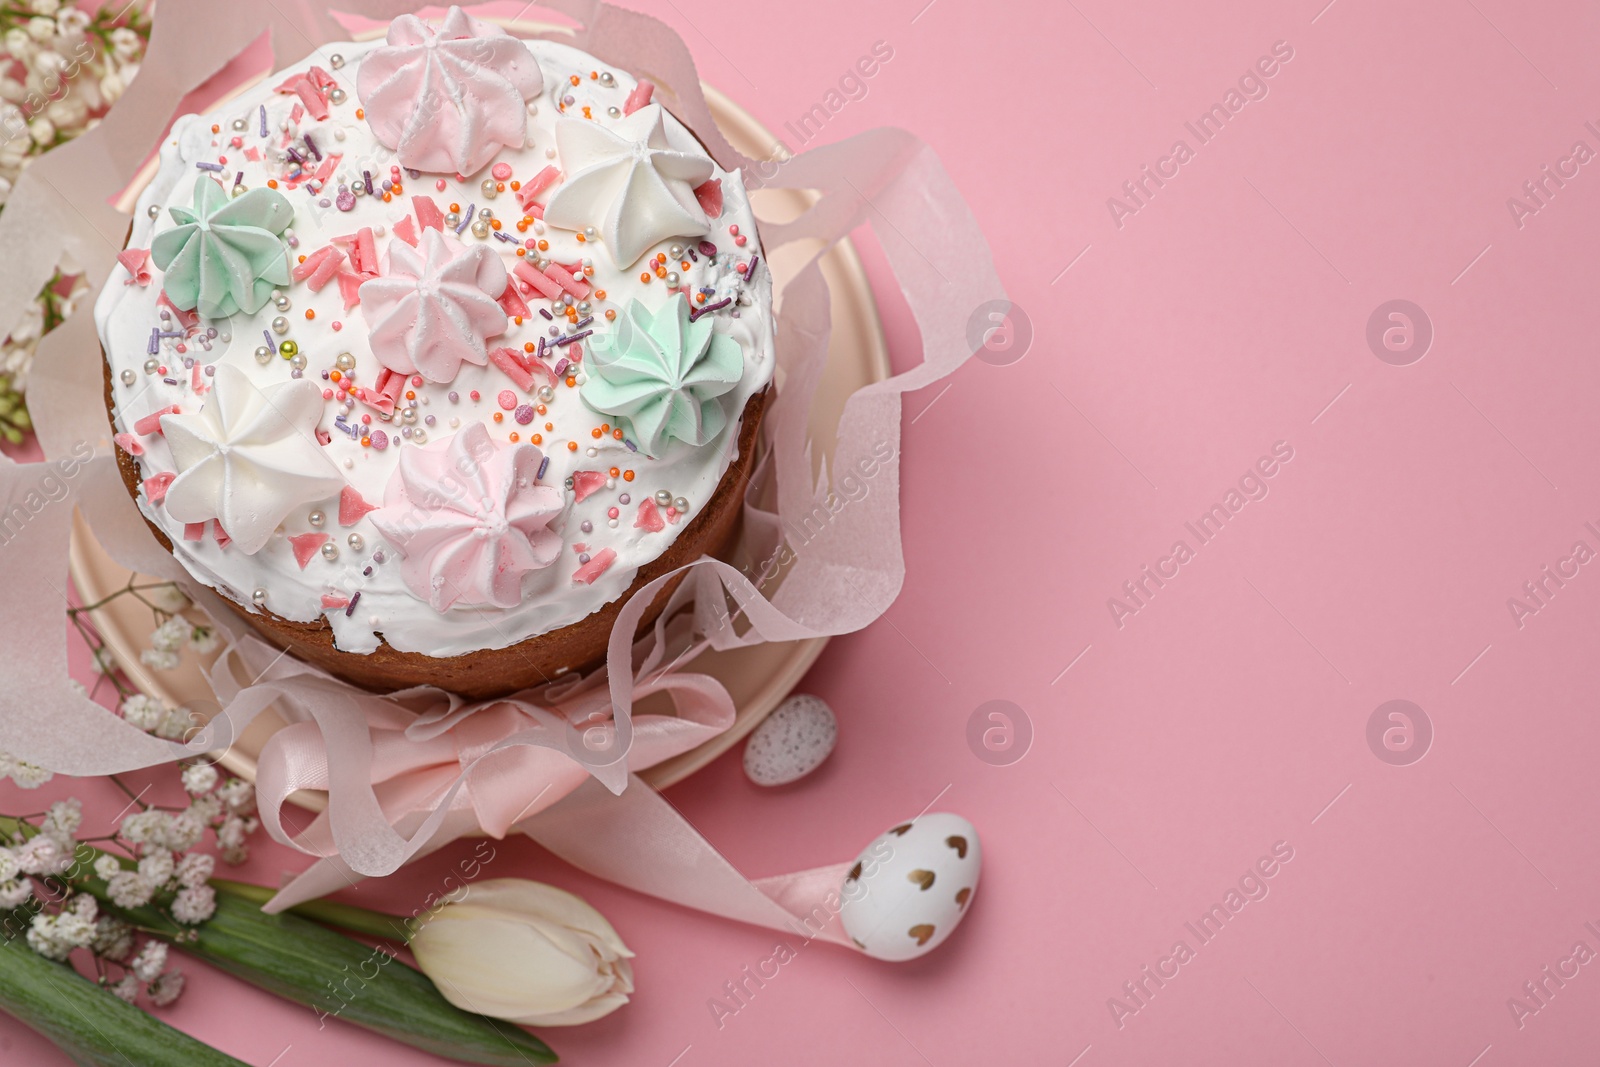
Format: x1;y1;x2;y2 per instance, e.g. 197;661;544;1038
69;60;889;798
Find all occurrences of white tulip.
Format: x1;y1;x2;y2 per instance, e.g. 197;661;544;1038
409;879;634;1027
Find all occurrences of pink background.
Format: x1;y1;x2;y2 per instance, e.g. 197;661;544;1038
8;0;1600;1063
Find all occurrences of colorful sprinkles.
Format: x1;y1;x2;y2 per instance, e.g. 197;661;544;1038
118;46;759;630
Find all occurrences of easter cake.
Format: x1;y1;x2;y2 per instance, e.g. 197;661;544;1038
96;8;773;697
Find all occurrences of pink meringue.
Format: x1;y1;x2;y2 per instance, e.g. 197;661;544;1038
369;422;564;612
360;228;508;384
357;6;542;175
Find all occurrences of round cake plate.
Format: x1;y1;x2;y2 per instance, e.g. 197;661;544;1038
69;51;890;798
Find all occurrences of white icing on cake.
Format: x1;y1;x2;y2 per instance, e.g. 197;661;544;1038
96;35;773;659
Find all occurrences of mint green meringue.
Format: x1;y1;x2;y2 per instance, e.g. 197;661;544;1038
581;293;742;455
151;179;294;319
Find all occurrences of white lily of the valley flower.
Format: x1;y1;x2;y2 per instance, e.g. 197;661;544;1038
409;880;635;1027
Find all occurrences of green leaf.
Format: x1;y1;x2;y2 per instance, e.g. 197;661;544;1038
101;892;556;1066
212;878;412;941
0;917;248;1067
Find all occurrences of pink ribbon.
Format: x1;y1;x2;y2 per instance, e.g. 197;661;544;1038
207;603;718;885
226;629;855;948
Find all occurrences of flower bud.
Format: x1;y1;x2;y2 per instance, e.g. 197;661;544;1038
410;879;633;1026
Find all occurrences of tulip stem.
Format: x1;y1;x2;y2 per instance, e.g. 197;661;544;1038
211;879;413;942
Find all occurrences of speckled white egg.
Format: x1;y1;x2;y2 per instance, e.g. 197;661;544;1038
839;812;981;961
742;694;837;786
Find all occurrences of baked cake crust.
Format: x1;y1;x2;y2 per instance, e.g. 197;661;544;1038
109;349;764;696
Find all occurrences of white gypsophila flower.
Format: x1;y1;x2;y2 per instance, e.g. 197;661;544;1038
90;646;115;676
217;816;258;865
92;917;134;962
54;912;96;953
214;818;243;849
146;970;184;1007
41;798;82;842
216;816;257;851
146;585;190;613
68;893;96;922
162;811;205;852
173;852;213;888
120;694;166;731
129;940;166;982
0;847;18;882
150;616;190;654
106;870;153;909
136;849;174;887
110;974;140;1003
188;626;219;655
0;749;53;789
118;809;168;846
216;778;254;816
10;761;52;788
171;885;215;925
68;678;86;698
154;706;195;740
186;793;223;823
26;906;94;961
25;915;71;960
138;648;179;671
180;763;218;796
0;880;30;908
29;0;60;17
17;835;65;875
93;854;122;880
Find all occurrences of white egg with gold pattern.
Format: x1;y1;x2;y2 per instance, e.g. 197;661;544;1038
838;812;980;962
